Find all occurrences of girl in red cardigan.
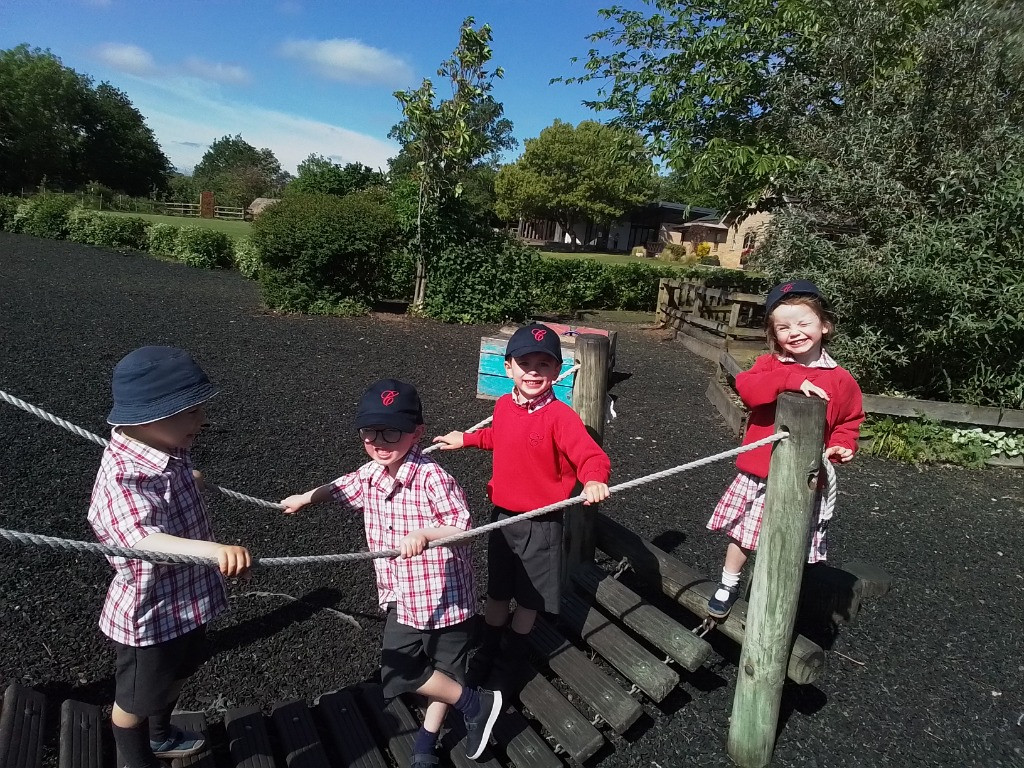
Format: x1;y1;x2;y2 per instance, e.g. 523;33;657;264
706;280;864;618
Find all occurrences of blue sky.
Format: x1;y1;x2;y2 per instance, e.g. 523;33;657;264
0;0;646;174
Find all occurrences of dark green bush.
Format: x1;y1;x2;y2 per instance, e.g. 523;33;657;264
147;224;178;258
252;191;400;314
15;195;78;239
375;249;416;301
174;226;233;269
0;197;20;231
68;210;149;249
422;234;537;323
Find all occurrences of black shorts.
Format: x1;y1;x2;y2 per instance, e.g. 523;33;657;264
113;626;208;717
379;604;472;700
487;507;563;614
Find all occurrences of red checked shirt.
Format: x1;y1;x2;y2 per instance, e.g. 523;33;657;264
88;430;228;646
329;445;475;631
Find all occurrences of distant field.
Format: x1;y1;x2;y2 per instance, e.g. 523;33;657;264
101;210;252;239
538;249;662;266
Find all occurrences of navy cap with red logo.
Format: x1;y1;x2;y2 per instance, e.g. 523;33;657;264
355;379;423;432
505;323;563;364
765;279;826;315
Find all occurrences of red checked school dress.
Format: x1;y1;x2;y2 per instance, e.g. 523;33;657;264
707;350;864;563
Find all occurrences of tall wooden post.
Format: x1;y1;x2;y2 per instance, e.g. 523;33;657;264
563;334;609;584
727;392;826;767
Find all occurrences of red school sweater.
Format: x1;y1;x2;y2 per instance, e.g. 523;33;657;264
735;354;865;478
463;395;611;513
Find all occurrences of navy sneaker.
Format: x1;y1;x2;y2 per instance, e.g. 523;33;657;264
150;725;206;758
464;688;502;760
707;583;740;619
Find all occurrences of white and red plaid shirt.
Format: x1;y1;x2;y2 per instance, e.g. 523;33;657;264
329;445;475;630
87;430;228;646
510;386;556;413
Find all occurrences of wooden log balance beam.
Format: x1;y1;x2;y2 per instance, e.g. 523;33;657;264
728;393;828;767
594;513;825;686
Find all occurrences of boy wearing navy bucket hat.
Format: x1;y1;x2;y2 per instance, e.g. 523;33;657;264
281;379;502;766
433;323;611;686
88;346;252;768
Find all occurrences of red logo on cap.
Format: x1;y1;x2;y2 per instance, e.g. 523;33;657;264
781;283;794;293
380;390;399;406
532;328;547;341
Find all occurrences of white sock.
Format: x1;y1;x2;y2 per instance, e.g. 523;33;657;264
714;569;742;602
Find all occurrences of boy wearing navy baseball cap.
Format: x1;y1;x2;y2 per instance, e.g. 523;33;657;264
87;346;252;768
433;324;611;686
281;379;502;765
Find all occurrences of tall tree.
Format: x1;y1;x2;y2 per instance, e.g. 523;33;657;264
193;134;289;207
288;154;382;197
495;120;655;248
389;17;512;307
82;83;171;196
0;45;170;195
564;0;949;208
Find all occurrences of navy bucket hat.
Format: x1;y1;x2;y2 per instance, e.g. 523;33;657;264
108;346;219;426
505;323;563;364
355;379;423;433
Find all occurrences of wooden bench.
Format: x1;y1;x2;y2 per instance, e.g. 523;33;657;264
518;670;604;764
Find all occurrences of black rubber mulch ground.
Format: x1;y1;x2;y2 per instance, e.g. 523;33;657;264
0;232;1022;767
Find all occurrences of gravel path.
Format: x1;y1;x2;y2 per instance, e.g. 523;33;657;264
0;233;1021;767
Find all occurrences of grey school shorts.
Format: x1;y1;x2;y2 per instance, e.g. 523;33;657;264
379;603;472;700
487;506;563;614
113;626;208;716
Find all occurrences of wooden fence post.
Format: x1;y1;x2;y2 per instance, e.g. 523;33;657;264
727;392;826;767
656;278;669;327
563;334;610;584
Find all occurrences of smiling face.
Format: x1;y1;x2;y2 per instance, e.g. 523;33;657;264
769;299;832;365
505;351;560;399
361;424;424;476
127;405;208;453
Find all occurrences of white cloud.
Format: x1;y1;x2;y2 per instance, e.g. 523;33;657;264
94;43;156;76
182;57;250;86
125;78;398;174
278;38;412;86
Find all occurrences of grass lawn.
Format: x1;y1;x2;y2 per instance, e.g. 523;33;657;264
538;249;664;266
101;210;252;239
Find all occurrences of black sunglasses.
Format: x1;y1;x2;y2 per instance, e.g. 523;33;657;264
359;427;405;444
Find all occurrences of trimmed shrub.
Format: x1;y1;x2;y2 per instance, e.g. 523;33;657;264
15;195;78;240
174;227;233;269
252;191;400;315
68;210;149;250
148;224;178;258
422;234;537;323
0;196;20;231
232;236;261;279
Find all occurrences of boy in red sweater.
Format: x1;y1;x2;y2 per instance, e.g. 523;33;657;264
706;280;864;618
434;323;610;679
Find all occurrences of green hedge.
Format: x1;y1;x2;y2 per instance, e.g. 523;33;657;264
67;209;149;250
252;191;400;315
0;196;19;231
174;226;233;269
232;236;261;279
147;223;178;258
13;195;78;239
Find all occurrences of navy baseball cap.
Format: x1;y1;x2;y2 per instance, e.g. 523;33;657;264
355;379;423;432
108;346;218;426
505;323;563;364
765;280;827;315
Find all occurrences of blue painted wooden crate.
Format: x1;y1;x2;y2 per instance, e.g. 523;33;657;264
477;328;577;405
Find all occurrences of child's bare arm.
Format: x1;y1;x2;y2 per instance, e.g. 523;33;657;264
133;532;252;576
398;525;464;559
280;483;334;515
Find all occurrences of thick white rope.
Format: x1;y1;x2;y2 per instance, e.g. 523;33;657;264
0;431;789;567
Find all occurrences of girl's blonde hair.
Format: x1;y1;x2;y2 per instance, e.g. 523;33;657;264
764;294;836;356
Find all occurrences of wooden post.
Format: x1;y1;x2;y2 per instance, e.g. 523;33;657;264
656;278;669;327
727;392;827;767
563;334;609;584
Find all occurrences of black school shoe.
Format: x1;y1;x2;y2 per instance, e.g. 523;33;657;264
707;583;741;619
409;753;439;767
464;688;503;760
